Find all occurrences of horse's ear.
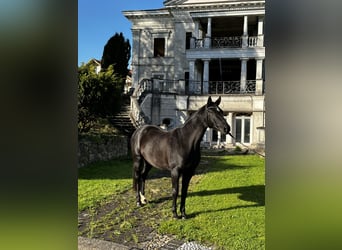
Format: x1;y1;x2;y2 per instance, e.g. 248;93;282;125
215;96;221;106
207;96;213;106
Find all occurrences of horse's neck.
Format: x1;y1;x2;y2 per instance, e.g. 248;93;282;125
181;111;207;150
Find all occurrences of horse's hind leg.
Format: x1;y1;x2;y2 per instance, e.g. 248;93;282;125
139;162;152;205
132;155;143;207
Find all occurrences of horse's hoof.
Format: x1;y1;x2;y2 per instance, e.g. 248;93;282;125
173;214;180;219
139;192;147;205
181;215;187;220
136;202;142;207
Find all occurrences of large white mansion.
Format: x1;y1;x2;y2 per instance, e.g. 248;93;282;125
123;0;265;149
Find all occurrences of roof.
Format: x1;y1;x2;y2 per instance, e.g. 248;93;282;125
123;0;264;19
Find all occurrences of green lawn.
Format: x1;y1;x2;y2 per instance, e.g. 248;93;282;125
159;155;265;249
78;159;132;211
78;154;265;249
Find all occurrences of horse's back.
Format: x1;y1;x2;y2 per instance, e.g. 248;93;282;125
131;125;166;154
131;125;174;169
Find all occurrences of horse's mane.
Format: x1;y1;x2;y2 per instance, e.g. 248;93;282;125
182;104;207;127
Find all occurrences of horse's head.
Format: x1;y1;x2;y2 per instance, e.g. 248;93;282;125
206;96;230;135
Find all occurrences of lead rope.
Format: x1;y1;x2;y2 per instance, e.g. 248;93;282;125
228;132;265;158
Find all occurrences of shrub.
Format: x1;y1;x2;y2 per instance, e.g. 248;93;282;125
78;63;122;133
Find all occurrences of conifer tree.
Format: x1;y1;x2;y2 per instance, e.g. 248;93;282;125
101;32;131;91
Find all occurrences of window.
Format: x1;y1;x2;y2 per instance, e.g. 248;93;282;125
235;114;251;144
184;71;189;93
154;38;165;57
152;73;164;80
185;32;192;50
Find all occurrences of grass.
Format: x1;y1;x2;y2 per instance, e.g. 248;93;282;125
159;155;265;249
78;159;132;211
78;154;265;249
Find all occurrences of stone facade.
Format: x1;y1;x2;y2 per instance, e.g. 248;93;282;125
124;0;265;149
78;135;128;167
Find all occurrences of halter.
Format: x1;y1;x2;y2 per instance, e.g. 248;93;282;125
206;105;224;129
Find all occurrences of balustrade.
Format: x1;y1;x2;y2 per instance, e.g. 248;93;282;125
248;36;258;47
130;78;261;126
211;37;242;48
208;80;256;94
130;96;150;127
191;36;260;49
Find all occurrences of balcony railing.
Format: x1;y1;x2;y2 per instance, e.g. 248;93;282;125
131;78;262;126
190;36;261;49
248;36;258;47
212;37;242;48
208;80;256;94
133;78;261;97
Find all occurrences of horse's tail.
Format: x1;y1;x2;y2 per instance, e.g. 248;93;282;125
131;128;140;191
130;125;148;191
132;168;137;191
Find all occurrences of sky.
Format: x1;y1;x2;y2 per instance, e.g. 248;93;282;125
78;0;165;66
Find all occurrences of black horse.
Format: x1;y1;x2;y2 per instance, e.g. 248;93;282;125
130;96;230;219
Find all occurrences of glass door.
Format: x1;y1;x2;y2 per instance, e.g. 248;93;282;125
235;115;251;144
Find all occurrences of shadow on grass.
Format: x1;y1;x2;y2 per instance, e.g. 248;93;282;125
190;184;265;205
151;184;264;211
185;204;262;219
185;184;265;218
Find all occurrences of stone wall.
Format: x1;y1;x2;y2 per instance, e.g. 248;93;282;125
78;134;129;167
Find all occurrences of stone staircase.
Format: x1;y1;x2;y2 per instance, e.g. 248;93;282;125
108;95;136;136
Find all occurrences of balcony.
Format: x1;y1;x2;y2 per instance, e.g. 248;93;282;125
133;78;264;98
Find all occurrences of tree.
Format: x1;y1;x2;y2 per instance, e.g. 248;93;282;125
101;32;131;91
78;62;122;133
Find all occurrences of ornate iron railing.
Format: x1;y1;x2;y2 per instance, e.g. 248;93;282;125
211;36;242;48
192;36;260;49
209;80;256;94
130;78;261;125
153;79;179;93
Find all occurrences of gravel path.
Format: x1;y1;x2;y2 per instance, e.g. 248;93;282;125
78;236;213;250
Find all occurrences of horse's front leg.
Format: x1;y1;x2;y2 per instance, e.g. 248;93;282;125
171;168;180;219
180;171;193;219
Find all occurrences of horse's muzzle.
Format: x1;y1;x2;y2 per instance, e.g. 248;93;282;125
223;125;230;135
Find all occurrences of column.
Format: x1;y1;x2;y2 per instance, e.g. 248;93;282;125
207;17;212;37
205;17;212;48
242;15;248;48
131;29;141;88
189;60;195;93
226;113;234;146
240;58;248;93
202;59;210;94
217;132;221;147
190;20;199;49
190;37;196;49
257;16;264;47
208;128;213;147
194;20;199;38
255;58;264;95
